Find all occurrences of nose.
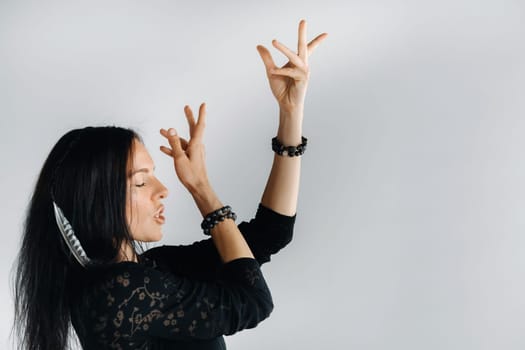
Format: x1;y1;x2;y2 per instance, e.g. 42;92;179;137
159;184;168;199
155;178;169;199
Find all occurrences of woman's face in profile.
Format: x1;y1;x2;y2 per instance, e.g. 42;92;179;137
126;139;169;242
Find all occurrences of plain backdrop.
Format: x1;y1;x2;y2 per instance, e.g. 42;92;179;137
1;0;524;349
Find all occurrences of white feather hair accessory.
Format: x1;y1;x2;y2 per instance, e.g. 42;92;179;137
52;201;92;268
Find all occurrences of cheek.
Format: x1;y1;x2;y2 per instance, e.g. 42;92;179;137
126;189;154;239
126;188;140;232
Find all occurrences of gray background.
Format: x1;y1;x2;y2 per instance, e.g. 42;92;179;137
1;0;524;349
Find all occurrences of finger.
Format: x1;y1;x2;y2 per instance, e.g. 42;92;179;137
307;33;328;57
271;67;308;80
160;128;171;140
184;105;196;137
160;128;181;143
160;145;173;156
165;128;185;158
256;45;278;74
298;19;308;63
159;135;188;155
272;39;305;68
193;103;206;141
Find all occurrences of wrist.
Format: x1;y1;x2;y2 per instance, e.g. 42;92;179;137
190;183;223;217
272;136;307;157
278;111;303;145
279;106;304;121
201;205;237;235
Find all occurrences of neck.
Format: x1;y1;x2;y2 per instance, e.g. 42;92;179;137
118;241;138;263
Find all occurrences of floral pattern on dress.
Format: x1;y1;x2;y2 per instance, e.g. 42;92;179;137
80;258;272;350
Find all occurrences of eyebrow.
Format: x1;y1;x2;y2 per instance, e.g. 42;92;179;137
129;167;155;177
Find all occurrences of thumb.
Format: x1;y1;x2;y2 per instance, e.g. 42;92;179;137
256;45;277;75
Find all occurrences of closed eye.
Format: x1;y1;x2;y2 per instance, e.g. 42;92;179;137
135;183;146;187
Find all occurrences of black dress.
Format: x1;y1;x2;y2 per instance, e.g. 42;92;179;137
71;204;296;349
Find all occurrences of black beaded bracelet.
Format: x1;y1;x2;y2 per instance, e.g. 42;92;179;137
272;136;308;157
201;205;237;235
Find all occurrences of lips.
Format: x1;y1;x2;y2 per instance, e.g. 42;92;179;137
154;205;165;224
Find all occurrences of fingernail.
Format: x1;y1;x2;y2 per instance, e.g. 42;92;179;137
169;129;177;136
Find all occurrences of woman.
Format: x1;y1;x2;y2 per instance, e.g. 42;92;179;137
13;20;327;349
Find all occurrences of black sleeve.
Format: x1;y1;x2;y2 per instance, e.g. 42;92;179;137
142;203;296;279
103;258;273;342
238;203;296;264
143;238;222;281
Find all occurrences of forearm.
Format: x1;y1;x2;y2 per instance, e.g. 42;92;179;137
260;108;303;216
191;184;255;263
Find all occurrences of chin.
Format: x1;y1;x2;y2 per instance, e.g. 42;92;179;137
137;231;163;243
147;234;162;242
153;231;163;241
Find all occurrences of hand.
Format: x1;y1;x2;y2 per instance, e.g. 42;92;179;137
256;19;327;114
160;103;211;193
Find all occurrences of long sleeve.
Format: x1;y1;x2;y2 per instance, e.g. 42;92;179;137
78;258;273;348
238;203;296;264
143;203;296;280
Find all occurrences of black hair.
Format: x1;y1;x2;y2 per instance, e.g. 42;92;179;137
13;126;140;350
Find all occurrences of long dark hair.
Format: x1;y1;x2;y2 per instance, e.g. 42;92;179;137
13;126;140;350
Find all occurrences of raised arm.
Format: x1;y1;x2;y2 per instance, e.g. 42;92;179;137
256;20;328;216
160;103;253;263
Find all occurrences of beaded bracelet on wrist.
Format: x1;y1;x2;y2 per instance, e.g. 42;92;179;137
272;136;308;157
201;205;237;235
